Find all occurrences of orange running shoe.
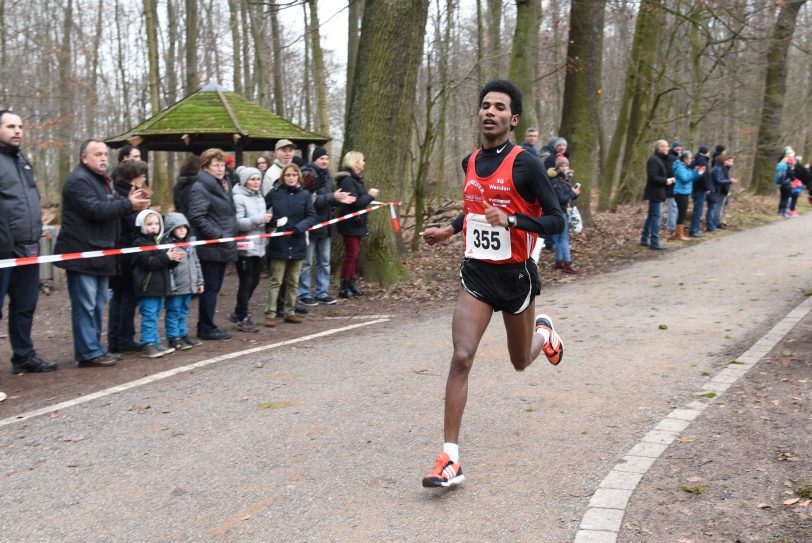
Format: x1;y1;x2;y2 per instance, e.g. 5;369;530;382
536;314;564;365
422;452;464;488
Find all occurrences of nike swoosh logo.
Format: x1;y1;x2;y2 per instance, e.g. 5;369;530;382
496;143;508;153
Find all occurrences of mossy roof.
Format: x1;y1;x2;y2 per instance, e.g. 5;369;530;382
106;84;329;148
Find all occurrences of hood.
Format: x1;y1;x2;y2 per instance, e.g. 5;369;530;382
164;212;190;239
135;209;164;239
232;183;259;197
176;174;197;187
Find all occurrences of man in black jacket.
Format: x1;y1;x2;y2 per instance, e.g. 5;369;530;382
55;139;151;367
640;139;674;250
0;110;58;374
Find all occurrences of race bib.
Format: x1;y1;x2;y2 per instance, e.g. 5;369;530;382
465;213;512;261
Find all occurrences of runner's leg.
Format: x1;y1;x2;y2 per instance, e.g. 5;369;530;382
502;302;544;371
443;290;493;443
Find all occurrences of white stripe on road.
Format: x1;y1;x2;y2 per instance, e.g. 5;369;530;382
0;319;389;429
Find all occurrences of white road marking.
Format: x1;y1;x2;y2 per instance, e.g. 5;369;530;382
0;319;389;429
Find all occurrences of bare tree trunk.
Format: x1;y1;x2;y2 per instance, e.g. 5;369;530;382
302;1;312;129
85;0;104;136
228;0;242;94
750;0;806;194
185;0;199;93
270;1;285;116
507;0;541;137
559;0;604;227
344;0;429;285
249;1;268;106
240;0;252;96
0;0;5;105
166;0;180;192
475;0;484;88
345;0;365;124
308;0;331;152
57;0;73;191
485;0;501;79
144;0;170;210
435;0;456;196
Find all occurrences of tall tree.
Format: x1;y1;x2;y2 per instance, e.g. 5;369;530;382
85;0;104;136
185;0;199;94
559;0;605;227
270;1;285;116
228;0;242;94
144;0;170;209
57;0;73;189
345;0;365;123
485;0;502;79
750;0;807;194
307;0;331;149
507;0;541;136
248;1;269;105
343;0;429;285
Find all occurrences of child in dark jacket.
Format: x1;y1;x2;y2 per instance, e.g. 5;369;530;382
163;212;204;351
132;210;183;358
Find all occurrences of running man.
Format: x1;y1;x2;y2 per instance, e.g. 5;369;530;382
419;80;566;488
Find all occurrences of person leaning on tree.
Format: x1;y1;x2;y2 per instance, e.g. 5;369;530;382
54;138;151;367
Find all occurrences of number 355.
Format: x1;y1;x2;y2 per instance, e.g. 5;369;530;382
473;230;501;250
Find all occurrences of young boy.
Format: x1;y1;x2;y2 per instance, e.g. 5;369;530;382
132;210;183;358
163;212;204;350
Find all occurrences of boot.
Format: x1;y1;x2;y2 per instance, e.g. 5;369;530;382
677;224;690;241
348;277;364;297
339;279;352;299
554;260;564;269
668;226;679;241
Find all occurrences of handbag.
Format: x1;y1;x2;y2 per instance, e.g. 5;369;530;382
567;205;583;234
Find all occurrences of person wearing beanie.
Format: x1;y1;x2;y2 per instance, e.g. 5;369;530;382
689;146;711;237
543;136;569;170
774;145;796;217
664;141;683;235
230;166;272;332
712;153;738;226
297;148;355;306
549;156;582;273
671;150;704;241
223;155;239;188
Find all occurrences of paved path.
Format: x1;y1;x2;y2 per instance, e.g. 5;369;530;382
1;215;810;542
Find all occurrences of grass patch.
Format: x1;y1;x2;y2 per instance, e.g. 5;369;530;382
260;400;297;410
796;484;812;499
701;371;711;376
525;407;536;413
729;360;745;365
680;483;705;495
699;391;717;399
658;324;668;330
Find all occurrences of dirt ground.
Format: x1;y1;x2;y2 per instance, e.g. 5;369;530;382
1;192;809;542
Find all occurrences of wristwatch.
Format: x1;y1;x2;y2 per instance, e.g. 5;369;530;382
506;215;517;229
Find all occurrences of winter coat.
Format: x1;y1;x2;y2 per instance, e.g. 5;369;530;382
0;142;42;251
54;163;132;276
131;232;178;298
0;199;15;259
232;183;268;258
262;160;285;196
672;160;701;196
187;169;238;263
109;178;141;289
709;163;731;204
691;155;711;194
643;152;670;203
173;173;197;216
163;212;203;296
773;161;791;186
335;169;375;237
550;172;579;211
305;164;338;240
665;150;680;198
264;182;317;261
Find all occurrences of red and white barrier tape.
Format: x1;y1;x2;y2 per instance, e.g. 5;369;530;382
0;201;401;269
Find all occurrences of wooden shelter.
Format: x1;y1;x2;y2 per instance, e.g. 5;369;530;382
105;83;330;164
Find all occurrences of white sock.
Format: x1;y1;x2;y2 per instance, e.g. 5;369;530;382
535;327;551;344
443;442;459;463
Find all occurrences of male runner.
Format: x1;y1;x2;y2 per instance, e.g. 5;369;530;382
420;80;566;488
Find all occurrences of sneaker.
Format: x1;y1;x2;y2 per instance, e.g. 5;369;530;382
315;295;337;305
0;390;6;402
298;297;318;307
227;312;239;324
422;452;464;488
284;315;303;324
535;314;564;365
12;354;58;374
141;343;175;359
182;335;202;347
236;318;259;333
168;337;192;351
294;304;309;315
77;353;118;367
789;210;800;217
198;329;232;341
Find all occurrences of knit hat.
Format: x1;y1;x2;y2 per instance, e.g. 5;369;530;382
555;155;570;167
698;144;709;155
311;147;328;162
236;166;261;186
554;137;568;148
225;155;235;166
715;144;726;154
671;140;682;149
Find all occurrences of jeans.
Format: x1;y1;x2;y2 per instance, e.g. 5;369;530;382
0;261;40;362
66;272;109;361
266;259;304;317
299;237;331;299
165;294;191;340
198;261;226;335
641;201;663;246
716;194;729;225
690;192;706;236
778;184;792;215
108;281;137;351
552;214;571;262
137;296;163;347
789;192;800;212
341;235;362;280
706;199;718;231
666;197;677;232
234;256;262;320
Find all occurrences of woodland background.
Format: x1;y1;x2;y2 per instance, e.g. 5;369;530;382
1;0;811;282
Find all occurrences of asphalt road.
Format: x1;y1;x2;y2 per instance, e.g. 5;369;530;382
1;215;810;542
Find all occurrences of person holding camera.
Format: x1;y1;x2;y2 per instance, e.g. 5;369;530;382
548;156;581;274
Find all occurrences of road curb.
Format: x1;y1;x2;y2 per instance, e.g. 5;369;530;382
573;295;812;543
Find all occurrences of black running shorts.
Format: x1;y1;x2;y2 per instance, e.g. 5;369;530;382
459;258;540;315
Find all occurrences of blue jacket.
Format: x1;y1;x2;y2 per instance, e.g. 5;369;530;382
265;182;317;261
710;163;731;203
673;160;701;196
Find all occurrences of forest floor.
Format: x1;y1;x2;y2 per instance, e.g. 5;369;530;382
2;190;810;542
